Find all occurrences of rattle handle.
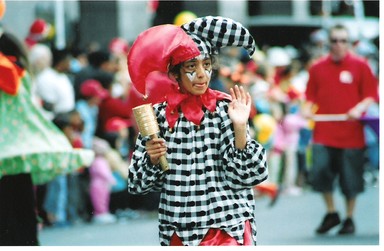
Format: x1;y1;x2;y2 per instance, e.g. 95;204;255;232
150;134;169;172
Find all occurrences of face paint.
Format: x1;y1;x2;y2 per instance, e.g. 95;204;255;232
182;55;212;82
184;61;212;81
205;69;212;79
185;68;211;82
179;56;213;95
186;71;197;82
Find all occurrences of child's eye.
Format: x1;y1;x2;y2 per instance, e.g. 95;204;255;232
204;62;211;68
184;64;196;70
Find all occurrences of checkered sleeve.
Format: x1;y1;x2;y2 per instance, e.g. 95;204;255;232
127;133;167;194
219;102;268;190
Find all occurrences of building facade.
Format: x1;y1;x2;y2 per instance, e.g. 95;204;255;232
1;0;379;51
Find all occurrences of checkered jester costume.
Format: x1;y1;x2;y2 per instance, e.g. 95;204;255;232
127;16;268;246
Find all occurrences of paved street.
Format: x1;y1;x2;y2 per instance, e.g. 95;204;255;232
38;182;381;247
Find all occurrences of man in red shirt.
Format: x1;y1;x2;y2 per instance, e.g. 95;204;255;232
302;24;378;235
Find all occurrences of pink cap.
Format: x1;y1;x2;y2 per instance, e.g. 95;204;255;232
105;117;132;133
80;79;109;99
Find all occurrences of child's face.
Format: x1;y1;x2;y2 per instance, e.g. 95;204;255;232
179;55;212;96
118;127;129;139
89;96;103;106
63;126;74;141
70;112;84;131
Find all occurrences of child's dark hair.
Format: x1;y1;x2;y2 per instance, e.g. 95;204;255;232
51;48;70;68
87;50;111;68
93;71;114;90
52;112;72;130
0;31;29;70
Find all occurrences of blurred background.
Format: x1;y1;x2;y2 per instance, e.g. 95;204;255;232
0;0;380;246
1;0;379;52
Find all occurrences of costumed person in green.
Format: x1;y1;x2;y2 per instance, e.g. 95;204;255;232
127;16;268;246
0;21;93;245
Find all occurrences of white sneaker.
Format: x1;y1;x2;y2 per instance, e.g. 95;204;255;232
93;213;117;224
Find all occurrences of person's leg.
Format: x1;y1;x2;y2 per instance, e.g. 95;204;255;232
283;147;301;195
90;183;104;215
77;170;92;222
54;175;68;226
345;197;356;218
337;148;365;234
67;172;81;224
322;192;336;213
43;177;60;224
35;184;50;227
296;128;312;187
308;145;341;234
90;181;116;224
296;149;307;187
267;149;283;185
0;174;39;246
336;197;357;234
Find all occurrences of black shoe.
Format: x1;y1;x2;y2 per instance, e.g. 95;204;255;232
316;212;341;234
338;218;355;235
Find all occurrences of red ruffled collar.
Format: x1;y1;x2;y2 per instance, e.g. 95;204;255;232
165;85;231;128
0;53;24;95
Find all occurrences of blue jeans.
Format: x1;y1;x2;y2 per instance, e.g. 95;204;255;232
43;174;68;223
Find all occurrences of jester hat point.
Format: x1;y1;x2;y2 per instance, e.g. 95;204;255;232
181;16;256;57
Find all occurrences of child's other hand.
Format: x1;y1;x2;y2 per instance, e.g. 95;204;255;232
228;85;251;126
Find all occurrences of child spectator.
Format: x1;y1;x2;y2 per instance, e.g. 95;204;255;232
76;79;108;149
43;113;74;228
103;117;135;216
89;138;117;224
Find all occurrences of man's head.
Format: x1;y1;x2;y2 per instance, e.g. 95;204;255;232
88;50;118;73
328;24;350;61
52;48;71;73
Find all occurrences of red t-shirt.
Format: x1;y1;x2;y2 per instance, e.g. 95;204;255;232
305;52;378;148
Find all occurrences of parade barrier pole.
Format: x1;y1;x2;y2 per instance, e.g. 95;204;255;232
312;114;379;137
312;114;349;121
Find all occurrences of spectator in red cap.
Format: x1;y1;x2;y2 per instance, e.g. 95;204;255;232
95;71;133;150
73;50;118;101
76;79;108;150
104;117;132;159
102;117;136;217
75;79;110;222
24;18;52;49
80;79;109;100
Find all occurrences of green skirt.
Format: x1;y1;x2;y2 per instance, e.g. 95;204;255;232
0;72;94;184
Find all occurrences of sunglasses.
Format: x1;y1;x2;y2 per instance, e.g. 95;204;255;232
330;38;348;44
